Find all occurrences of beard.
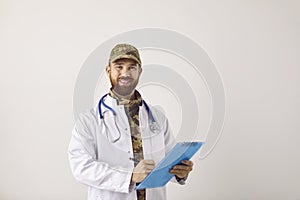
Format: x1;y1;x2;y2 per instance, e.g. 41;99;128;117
110;74;139;97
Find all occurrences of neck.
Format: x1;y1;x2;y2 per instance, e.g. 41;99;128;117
112;89;135;100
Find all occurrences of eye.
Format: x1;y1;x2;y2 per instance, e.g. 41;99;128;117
115;65;122;69
129;64;138;70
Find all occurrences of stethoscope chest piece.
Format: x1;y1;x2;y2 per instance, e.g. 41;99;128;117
149;121;160;134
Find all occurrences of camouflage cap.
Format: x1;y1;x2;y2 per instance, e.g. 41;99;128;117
109;43;141;65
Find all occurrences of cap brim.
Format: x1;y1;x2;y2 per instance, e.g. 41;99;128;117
111;55;141;65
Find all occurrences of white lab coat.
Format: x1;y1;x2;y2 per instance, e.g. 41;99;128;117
68;94;178;200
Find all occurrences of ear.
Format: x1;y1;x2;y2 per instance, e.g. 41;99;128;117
139;67;143;75
106;65;111;76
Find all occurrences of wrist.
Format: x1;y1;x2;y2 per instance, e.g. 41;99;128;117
175;174;188;185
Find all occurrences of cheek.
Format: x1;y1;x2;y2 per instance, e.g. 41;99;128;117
110;71;119;79
132;71;141;79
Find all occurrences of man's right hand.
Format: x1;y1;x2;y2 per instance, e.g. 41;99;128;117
131;160;155;183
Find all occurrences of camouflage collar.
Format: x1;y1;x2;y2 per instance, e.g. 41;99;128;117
109;89;142;106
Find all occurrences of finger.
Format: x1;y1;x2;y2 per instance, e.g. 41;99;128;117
145;165;155;170
170;168;189;173
170;169;190;175
173;165;193;171
181;160;193;166
169;169;187;177
135;170;152;175
169;169;186;174
134;172;147;175
142;160;155;165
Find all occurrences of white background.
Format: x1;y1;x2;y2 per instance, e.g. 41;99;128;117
1;0;299;199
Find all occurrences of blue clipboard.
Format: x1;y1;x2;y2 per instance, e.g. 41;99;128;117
135;142;203;190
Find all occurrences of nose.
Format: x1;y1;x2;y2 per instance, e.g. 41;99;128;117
120;67;131;77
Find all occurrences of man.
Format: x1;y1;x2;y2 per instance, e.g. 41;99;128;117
68;43;193;200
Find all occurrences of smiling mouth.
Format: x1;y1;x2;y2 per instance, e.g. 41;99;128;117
119;78;132;85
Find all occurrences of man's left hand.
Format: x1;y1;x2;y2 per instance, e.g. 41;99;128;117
169;160;193;179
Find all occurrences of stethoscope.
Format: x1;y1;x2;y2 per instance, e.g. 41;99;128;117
98;93;160;143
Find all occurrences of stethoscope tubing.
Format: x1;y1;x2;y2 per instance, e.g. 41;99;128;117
98;93;160;143
98;93;155;123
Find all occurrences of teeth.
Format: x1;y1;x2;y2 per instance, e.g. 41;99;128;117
119;79;130;84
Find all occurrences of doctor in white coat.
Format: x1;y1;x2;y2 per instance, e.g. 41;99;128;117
68;43;193;200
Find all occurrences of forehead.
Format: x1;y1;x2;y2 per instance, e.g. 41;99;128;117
112;58;138;65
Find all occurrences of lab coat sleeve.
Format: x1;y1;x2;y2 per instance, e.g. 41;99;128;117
68;110;133;193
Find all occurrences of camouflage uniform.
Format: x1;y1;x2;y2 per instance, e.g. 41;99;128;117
109;89;146;200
